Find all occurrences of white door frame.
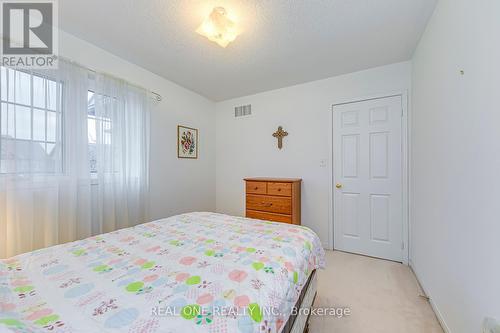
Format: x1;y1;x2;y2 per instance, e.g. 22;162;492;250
328;91;409;265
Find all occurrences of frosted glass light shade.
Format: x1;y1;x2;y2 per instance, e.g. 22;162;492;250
196;7;239;48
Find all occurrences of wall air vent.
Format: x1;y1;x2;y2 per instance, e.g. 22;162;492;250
234;104;252;117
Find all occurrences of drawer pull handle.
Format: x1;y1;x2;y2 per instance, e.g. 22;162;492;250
262;203;273;207
254;187;258;190
277;188;281;191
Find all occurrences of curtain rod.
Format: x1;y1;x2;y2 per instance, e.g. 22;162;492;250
56;56;162;102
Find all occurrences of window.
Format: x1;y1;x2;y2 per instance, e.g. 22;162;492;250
87;91;112;174
1;68;118;175
0;67;62;174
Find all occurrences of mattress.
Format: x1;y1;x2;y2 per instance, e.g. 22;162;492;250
0;212;325;333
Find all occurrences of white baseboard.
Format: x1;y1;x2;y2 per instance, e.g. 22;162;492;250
409;262;451;333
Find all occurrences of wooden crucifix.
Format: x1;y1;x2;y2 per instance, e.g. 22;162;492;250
272;126;288;149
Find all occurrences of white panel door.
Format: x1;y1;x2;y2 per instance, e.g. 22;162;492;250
333;96;403;262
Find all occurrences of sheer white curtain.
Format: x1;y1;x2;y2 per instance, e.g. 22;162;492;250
90;73;150;234
0;60;150;258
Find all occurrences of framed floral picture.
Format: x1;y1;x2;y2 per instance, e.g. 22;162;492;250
177;125;198;159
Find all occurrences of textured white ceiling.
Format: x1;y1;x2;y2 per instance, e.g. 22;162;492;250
59;0;436;101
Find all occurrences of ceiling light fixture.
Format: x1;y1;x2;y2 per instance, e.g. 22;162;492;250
196;7;239;48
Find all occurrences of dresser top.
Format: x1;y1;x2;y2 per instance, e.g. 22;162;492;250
244;177;302;182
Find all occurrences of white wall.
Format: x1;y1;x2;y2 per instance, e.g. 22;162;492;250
59;31;216;220
215;62;411;247
411;1;500;332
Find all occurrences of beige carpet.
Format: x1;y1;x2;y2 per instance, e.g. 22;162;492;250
309;250;443;333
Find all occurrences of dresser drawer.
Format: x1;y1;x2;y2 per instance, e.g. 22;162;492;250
267;182;292;196
246;194;292;214
246;210;292;224
246;181;267;195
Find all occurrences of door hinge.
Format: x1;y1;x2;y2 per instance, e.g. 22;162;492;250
401;242;405;250
401;108;404;117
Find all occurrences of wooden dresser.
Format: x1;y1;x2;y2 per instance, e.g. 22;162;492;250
244;177;302;225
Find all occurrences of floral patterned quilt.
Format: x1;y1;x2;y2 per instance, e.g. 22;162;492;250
0;212;325;333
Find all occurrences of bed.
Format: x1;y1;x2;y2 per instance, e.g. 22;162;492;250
0;212;325;333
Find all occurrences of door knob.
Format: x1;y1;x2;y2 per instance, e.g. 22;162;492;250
336;183;343;189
